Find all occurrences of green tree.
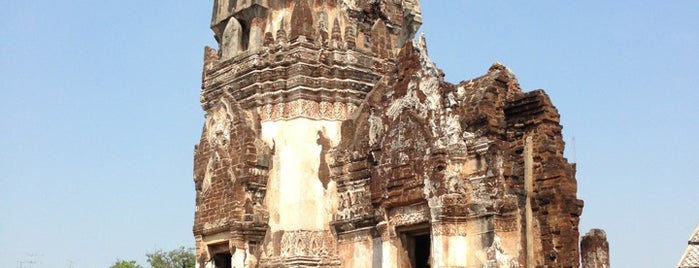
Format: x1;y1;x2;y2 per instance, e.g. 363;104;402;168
146;246;196;268
110;260;143;268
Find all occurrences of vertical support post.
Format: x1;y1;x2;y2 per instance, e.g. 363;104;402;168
524;136;534;268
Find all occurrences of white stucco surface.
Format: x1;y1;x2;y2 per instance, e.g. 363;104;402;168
261;118;342;231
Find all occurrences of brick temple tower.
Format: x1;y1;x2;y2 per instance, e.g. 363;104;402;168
193;0;421;267
192;1;591;267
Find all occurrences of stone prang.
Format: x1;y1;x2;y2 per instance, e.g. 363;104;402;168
192;1;604;267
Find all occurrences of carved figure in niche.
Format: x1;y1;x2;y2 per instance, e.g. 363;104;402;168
311;237;320;255
202;156;215;193
295;238;304;255
446;175;466;194
368;108;383;146
207;103;232;147
317;11;329;44
201;102;235;194
253;190;264;205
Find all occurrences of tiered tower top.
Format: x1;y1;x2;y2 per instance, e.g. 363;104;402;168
201;0;422;121
210;0;421;56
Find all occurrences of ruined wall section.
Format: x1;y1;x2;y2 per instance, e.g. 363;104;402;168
329;37;519;267
504;87;584;267
581;229;610;268
449;64;530;267
329;36;583;267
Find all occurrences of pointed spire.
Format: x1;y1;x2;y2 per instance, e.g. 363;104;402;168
276;18;288;44
345;25;356;49
331;18;342;48
263;31;274;47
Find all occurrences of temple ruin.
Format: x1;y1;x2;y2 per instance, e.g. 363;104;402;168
192;0;605;267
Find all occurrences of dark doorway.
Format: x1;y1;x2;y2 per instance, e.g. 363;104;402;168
399;224;432;268
413;234;431;268
208;242;232;268
212;252;231;268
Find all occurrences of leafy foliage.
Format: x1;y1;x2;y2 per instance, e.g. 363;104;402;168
146;246;196;268
110;260;143;268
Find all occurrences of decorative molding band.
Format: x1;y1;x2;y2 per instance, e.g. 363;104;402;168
279;230;338;258
431;223;469;236
257;99;358;122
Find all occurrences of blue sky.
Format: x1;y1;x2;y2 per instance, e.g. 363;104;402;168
1;1;697;267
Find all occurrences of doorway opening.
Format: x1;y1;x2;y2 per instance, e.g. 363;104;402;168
413;234;431;268
208;242;232;268
212;252;231;268
399;224;431;268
